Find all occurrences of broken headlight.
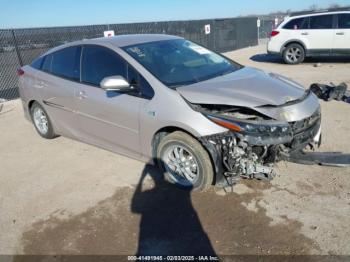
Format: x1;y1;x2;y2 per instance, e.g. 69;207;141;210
187;102;293;141
204;113;292;136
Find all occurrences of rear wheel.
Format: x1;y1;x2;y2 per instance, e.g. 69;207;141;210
30;102;57;139
283;43;305;64
156;131;214;191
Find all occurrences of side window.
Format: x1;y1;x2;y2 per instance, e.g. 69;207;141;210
51;46;81;81
127;65;154;99
31;56;44;70
127;64;139;87
310;15;333;29
140;75;155;99
81;46;127;86
284;18;308;30
42;54;52;72
338;14;350;29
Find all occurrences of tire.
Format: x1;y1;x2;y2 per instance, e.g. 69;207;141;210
30;102;57;139
156;131;214;191
283;43;305;64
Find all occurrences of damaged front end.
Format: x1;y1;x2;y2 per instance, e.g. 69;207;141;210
195;97;322;187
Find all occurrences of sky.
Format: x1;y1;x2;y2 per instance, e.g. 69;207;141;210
1;0;349;29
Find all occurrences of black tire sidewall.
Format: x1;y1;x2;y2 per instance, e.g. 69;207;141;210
30;102;55;139
283;44;305;64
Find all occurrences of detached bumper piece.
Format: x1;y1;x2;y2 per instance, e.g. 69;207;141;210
310;83;350;104
285;151;350;167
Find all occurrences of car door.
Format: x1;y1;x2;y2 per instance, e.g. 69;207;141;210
333;13;350;53
300;14;335;55
35;46;81;137
75;45;149;158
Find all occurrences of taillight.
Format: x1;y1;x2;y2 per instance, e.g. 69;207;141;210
17;68;25;76
270;30;280;37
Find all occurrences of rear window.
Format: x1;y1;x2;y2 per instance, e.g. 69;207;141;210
338;14;350;29
283;18;308;29
51;46;81;81
309;15;333;29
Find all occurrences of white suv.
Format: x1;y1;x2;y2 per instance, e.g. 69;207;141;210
267;10;350;64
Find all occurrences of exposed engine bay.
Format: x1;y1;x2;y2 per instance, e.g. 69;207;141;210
196;83;350;187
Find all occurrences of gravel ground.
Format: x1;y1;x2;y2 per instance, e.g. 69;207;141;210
0;44;350;256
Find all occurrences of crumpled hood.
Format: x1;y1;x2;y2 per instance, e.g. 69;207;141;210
176;67;306;108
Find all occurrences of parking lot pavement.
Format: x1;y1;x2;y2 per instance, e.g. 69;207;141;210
1;44;350;255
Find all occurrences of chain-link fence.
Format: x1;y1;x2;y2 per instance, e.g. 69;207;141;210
0;17;258;101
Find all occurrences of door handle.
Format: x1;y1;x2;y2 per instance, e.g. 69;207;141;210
336;32;345;35
77;90;87;99
301;32;309;36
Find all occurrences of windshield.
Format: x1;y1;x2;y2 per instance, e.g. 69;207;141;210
123;39;241;88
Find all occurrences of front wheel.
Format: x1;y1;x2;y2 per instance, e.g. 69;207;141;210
283;43;305;64
156;131;214;191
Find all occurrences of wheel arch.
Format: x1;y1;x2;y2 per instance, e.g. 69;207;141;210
151;126;221;186
151;126;199;160
281;40;307;54
28;100;36;110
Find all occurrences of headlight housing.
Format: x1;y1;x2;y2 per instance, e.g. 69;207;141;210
185;101;293;137
204;113;292;136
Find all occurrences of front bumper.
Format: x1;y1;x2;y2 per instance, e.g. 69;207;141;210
200;108;321;187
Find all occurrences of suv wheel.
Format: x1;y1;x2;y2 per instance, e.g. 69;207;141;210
30;102;57;139
283;43;305;64
156;131;214;191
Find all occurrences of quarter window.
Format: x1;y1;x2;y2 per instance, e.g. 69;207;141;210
127;65;154;99
338;14;350;29
42;54;52;72
51;46;81;81
81;46;127;86
31;56;44;70
309;15;333;29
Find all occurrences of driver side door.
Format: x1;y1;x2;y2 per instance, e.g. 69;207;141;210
75;45;147;158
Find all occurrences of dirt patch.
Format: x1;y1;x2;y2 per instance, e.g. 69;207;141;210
19;166;317;256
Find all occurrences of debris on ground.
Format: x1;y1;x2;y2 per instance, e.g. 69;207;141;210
310;82;350;103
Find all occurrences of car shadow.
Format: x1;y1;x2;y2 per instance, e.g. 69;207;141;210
131;163;217;256
250;53;350;64
250;53;283;63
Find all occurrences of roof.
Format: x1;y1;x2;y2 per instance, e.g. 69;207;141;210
85;34;182;47
43;34;183;56
290;7;350;17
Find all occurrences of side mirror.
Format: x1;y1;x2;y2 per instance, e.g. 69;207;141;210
100;75;134;92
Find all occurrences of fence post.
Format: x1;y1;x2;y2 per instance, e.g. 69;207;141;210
11;29;23;67
213;19;216;52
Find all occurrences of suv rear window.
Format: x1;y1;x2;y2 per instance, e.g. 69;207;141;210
310;15;333;29
338;14;350;29
284;18;308;30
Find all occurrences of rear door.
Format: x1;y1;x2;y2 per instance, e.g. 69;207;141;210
75;45;149;157
35;46;81;137
333;13;350;52
300;14;335;54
